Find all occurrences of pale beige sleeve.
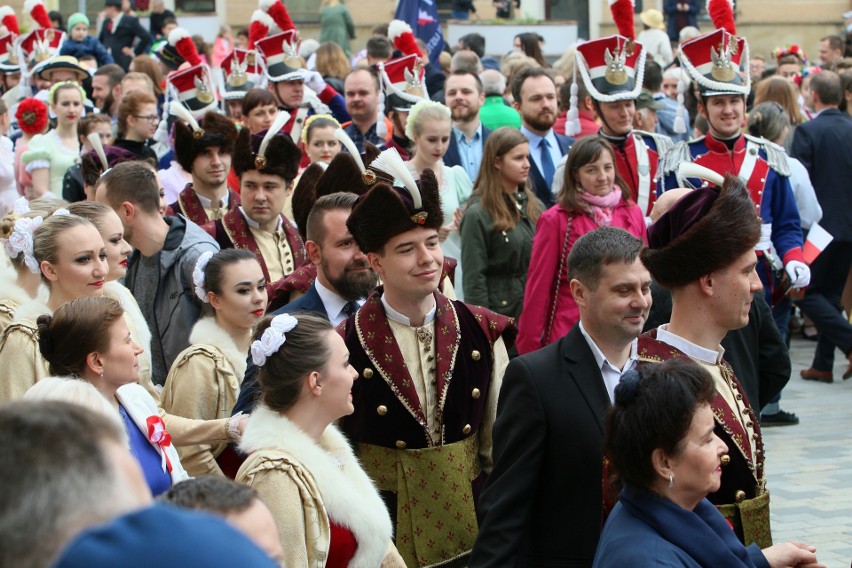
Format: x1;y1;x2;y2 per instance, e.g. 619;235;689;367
381;541;408;568
160;410;230;446
161;351;225;477
238;458;321;567
0;324;50;402
477;336;508;475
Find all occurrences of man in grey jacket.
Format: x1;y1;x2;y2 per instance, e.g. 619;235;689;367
97;161;219;385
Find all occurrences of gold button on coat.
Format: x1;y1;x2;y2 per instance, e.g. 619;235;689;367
395;440;407;449
735;490;746;502
471;350;481;361
363;368;374;379
462;424;472;435
377;405;387;416
471;388;481;399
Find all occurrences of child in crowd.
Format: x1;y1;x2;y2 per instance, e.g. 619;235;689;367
60;13;114;67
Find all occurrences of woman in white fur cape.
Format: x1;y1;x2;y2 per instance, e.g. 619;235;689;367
162;249;267;478
237;313;405;568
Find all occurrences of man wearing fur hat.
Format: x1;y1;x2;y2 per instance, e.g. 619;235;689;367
573;0;673;219
339;149;515;568
659;0;808;309
169;111;240;226
203;113;306;291
639;173;771;548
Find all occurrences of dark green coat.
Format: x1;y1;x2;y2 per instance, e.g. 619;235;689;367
459;194;536;319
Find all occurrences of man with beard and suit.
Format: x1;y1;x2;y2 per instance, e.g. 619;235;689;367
513;67;572;208
443;70;490;183
98;0;152;72
91;64;124;123
471;227;651;568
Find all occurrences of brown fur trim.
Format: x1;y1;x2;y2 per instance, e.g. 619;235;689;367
641;175;761;288
232;128;301;182
291;162;325;241
315;152;365;197
173;111;238;172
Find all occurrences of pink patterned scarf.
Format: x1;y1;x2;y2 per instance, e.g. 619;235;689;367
579;187;622;227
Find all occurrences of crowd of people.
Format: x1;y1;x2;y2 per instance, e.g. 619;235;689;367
0;0;849;565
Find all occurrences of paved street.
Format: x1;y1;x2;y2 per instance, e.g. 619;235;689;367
765;336;852;567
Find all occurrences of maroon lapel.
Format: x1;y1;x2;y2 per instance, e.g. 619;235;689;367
177;184;210;226
433;293;461;413
354;288;428;433
221;208;270;282
281;215;306;268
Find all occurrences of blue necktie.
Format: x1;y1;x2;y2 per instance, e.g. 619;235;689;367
540;138;556;189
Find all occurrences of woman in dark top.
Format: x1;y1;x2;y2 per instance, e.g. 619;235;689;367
114;90;159;163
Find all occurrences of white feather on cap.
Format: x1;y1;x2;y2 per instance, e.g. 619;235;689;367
87;132;109;170
368;147;422;209
388;20;412;41
678;162;725;187
168;100;201;132
257;109;292;160
333;128;366;173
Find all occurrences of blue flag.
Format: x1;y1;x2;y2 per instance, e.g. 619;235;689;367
394;0;444;66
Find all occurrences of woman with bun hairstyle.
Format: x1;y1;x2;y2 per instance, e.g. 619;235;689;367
0;198;54;333
68;200;157;398
0;211;108;400
36;296;190;496
162;249;267;478
236;313;405;567
22;83;86;199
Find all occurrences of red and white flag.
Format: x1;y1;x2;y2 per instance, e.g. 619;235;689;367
803;222;833;264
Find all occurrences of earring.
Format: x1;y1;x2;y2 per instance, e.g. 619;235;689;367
668;473;674;488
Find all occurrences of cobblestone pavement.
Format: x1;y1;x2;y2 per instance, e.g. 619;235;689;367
764;336;852;568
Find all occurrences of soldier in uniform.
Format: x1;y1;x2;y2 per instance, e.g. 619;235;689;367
339;148;515;568
658;0;809;299
639;173;771;548
571;0;673;218
203;111;305;294
168;109;239;226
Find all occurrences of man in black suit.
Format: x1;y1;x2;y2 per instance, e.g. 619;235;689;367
443;70;490;183
232;192;378;414
513;67;572;208
791;70;852;382
99;0;152;71
471;227;651;568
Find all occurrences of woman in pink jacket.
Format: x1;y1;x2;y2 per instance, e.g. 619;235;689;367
516;137;646;354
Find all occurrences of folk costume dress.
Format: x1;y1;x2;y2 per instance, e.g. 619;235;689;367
170;184;240;226
237;405;404;568
161;317;247;477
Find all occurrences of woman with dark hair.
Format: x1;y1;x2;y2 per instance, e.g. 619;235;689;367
35;296;190;496
513;32;547;67
241;89;280;135
593;360;823;567
516;136;645;354
460;127;540;319
162;249;267;477
236;312;405;567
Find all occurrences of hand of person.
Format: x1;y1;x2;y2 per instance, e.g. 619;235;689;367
762;542;824;568
227;412;249;442
785;260;811;289
303;71;327;94
438;223;454;242
122;46;134;56
453;208;464;227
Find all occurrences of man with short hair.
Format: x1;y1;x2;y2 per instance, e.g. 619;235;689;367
791;70;852;383
365;35;393;67
169;111;240;226
99;0;152;71
512;67;572;208
819;35;843;67
97;161;219;384
342;67;385;152
162;477;284;564
0;400;152;568
450;50;482;75
205;125;305;288
471;227;651;567
478;69;521;130
639;174;770;547
119;71;154;99
443;70;490;181
456;32;499;71
92;64;125;119
340;154;514;568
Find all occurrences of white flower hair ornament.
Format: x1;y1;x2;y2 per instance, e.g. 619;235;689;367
251;313;298;366
13;197;31;215
52;208;71;217
192;250;214;302
5;215;44;273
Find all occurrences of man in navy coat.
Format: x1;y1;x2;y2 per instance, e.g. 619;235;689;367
98;0;152;71
513;68;572;208
443;70;491;183
791;70;852;382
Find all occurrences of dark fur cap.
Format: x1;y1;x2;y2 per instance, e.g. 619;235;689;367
346;168;443;253
173;111;238;173
641;174;761;288
232;127;301;182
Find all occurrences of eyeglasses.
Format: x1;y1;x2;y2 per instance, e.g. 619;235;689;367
133;115;159;122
